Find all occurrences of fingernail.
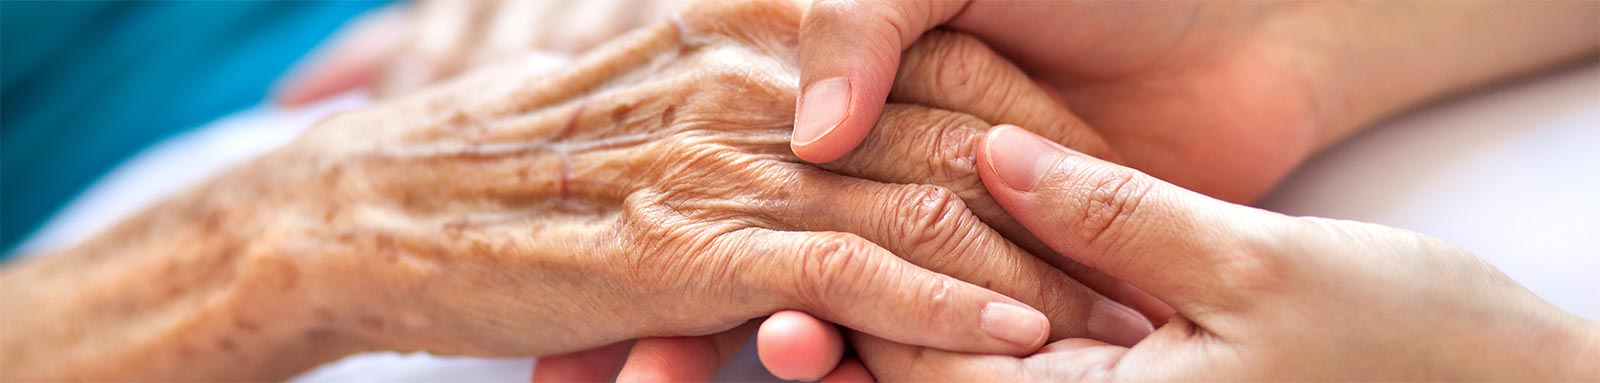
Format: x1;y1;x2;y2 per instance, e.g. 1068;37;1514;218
985;125;1062;192
1087;300;1154;347
981;302;1049;350
793;77;851;145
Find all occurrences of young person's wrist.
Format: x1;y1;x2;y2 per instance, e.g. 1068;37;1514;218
1270;1;1600;151
1258;2;1412;149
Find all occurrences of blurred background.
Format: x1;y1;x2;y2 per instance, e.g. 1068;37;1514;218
1;1;385;257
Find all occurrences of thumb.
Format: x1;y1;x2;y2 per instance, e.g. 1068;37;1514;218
976;125;1290;312
791;0;969;163
757;311;844;381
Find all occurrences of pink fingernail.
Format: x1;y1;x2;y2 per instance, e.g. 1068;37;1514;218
981;302;1049;350
985;125;1062;192
1087;300;1154;347
793;77;851;145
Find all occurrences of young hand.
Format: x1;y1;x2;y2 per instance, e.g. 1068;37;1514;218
847;126;1600;381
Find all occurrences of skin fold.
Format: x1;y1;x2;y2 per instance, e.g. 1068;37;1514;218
0;1;1150;380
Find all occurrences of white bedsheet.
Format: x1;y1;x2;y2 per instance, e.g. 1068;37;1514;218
15;63;1598;382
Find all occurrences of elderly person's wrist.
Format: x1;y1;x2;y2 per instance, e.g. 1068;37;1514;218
0;169;364;380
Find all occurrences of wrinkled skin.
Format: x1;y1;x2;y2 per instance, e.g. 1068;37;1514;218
274;1;1026;357
279;0;684;106
1;1;1148;381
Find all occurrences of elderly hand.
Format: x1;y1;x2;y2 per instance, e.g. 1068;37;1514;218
844;126;1600;381
544;26;1223;383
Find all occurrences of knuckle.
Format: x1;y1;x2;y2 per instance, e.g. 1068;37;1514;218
900;185;968;241
1064;167;1154;256
906;276;956;332
877;106;987;183
925;112;986;177
795;234;880;305
925;115;991;199
889;185;982;269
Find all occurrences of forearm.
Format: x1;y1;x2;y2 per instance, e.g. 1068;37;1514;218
1287;1;1600;148
0;159;363;381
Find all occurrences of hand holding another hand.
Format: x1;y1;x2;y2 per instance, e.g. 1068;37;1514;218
846;126;1600;381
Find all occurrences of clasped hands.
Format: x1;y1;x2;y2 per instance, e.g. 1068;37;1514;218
257;1;1154;378
45;0;1580;381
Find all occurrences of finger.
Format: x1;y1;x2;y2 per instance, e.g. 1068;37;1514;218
977;125;1287;310
818;356;874;383
875;29;1127;313
854;330;1144;382
851;329;1155;382
818;104;1175;324
847;332;1026;382
757;310;844;381
791;0;969;162
729;229;1050;355
275;6;408;107
530;341;633;383
773;172;1152;346
615;321;758;382
888;31;1117;161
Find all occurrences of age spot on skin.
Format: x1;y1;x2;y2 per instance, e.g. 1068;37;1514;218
612;103;635;123
235;319;261;334
662;105;677;127
358;316;386;331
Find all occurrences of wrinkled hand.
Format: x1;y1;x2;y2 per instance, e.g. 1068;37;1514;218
277;0;683;106
567;28;1188;382
256;1;1052;358
846;126;1600;381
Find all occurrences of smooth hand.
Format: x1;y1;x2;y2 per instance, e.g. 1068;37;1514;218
849;126;1600;381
